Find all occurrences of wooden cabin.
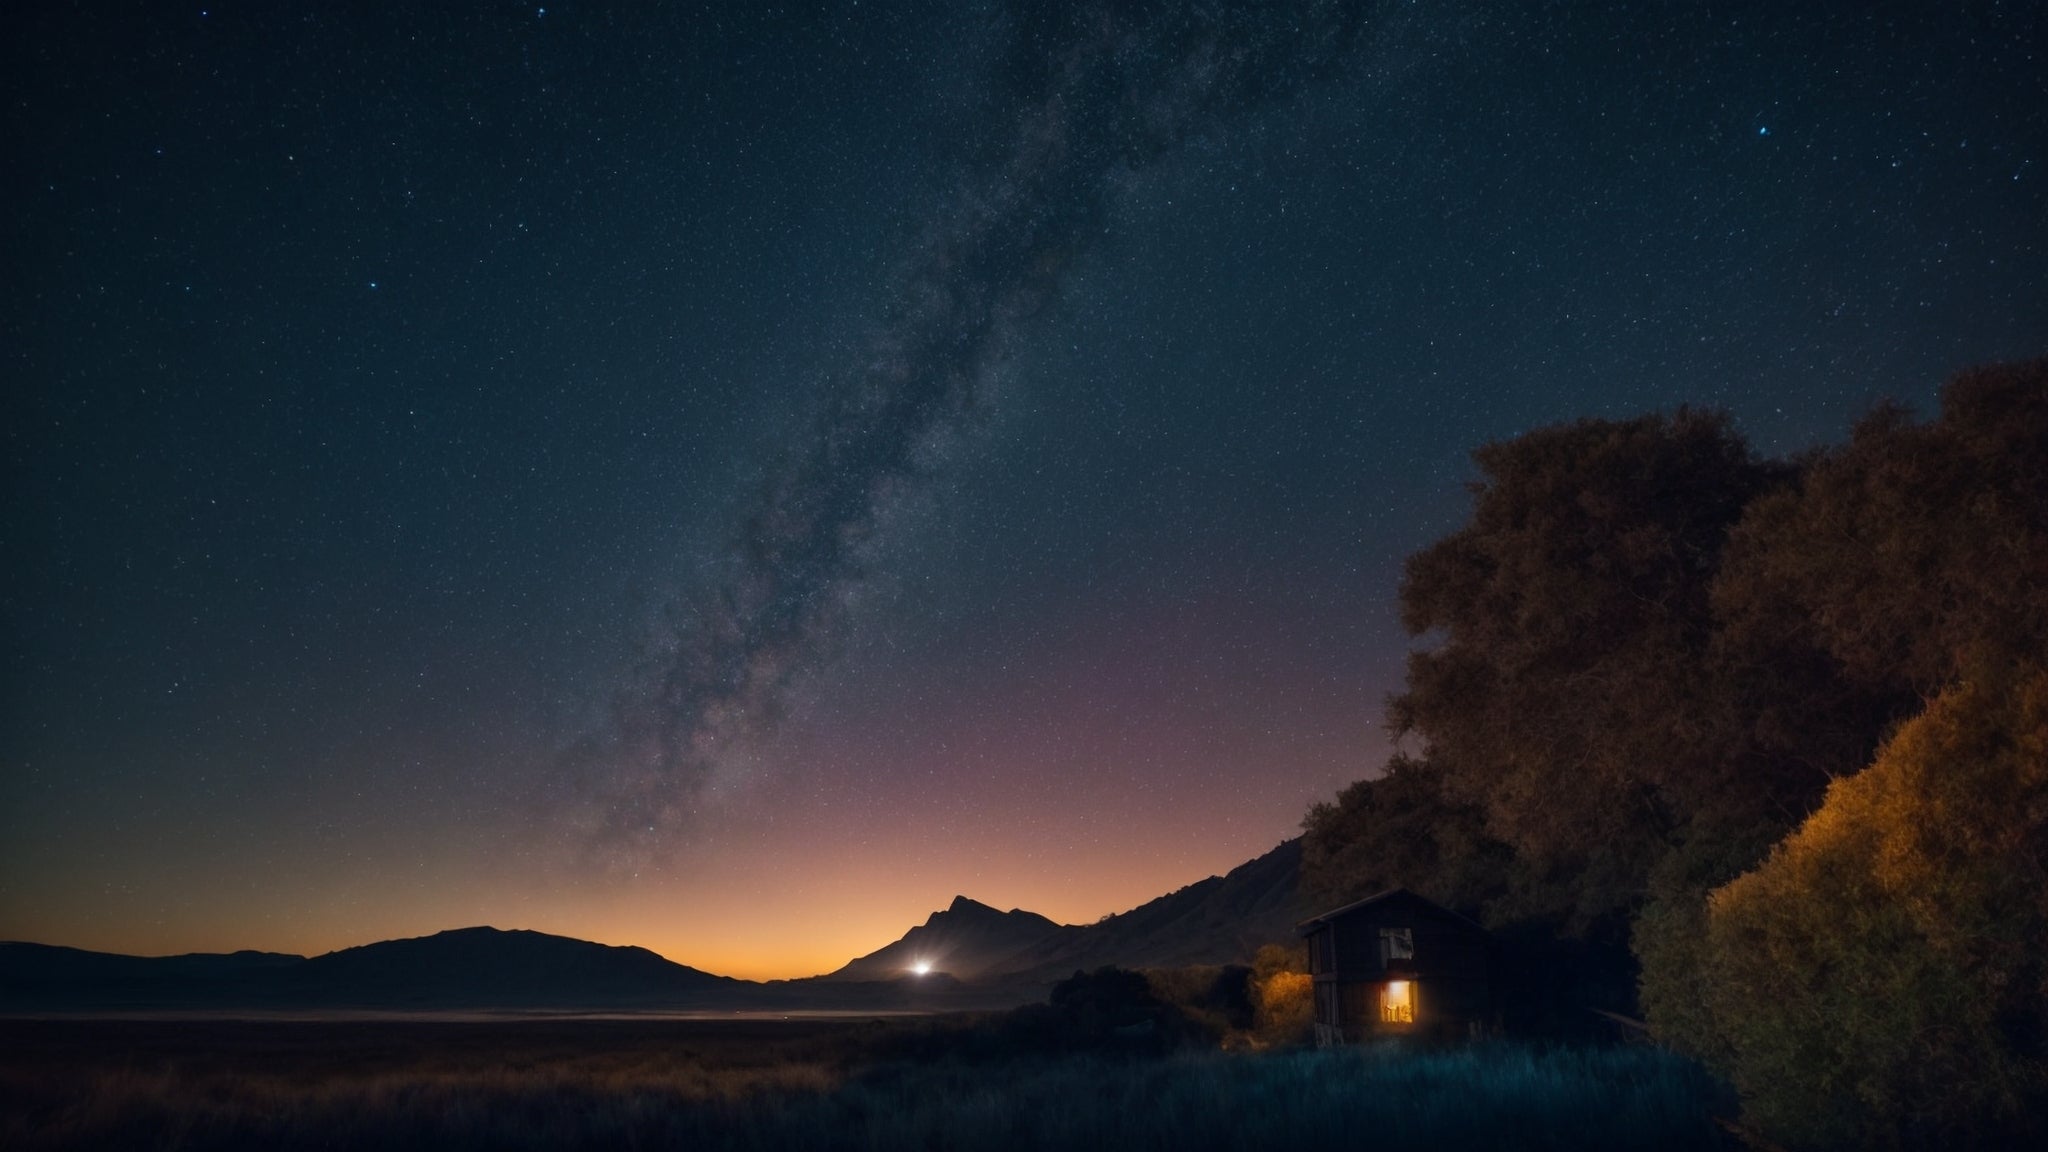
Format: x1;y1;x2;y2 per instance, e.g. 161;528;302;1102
1298;888;1494;1045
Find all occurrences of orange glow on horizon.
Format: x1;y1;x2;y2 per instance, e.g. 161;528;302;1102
0;575;1375;986
2;826;1308;982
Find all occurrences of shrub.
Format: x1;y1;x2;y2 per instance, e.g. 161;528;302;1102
1694;665;2048;1149
1142;965;1254;1038
1247;944;1313;1047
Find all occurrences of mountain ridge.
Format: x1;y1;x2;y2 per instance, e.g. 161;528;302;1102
0;926;741;1011
824;896;1070;981
822;838;1307;982
1;839;1309;1010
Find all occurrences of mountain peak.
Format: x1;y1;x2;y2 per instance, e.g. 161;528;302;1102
835;838;1308;984
828;897;1068;981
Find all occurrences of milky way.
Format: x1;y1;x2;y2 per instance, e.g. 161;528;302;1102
12;0;2041;967
568;0;1370;867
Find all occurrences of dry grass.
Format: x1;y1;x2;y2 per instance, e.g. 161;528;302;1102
2;1016;1737;1151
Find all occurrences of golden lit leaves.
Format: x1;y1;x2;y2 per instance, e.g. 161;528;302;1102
1699;665;2048;1147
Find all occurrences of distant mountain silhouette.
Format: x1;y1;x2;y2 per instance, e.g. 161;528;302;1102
1009;837;1307;978
1;839;1308;1011
272;927;742;1007
822;839;1307;983
0;943;304;1009
0;928;738;1011
824;897;1067;981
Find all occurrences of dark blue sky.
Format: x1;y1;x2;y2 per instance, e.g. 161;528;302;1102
4;0;2042;975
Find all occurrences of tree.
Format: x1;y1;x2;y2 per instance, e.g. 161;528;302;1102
1715;359;2048;698
1645;358;2048;1059
1303;359;2048;1059
1388;409;1783;931
1688;665;2048;1150
1300;753;1510;915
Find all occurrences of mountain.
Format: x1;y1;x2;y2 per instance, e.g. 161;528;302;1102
824;897;1070;981
270;927;743;1008
0;927;741;1011
0;942;305;1009
1007;837;1309;978
1;839;1312;1011
821;838;1309;984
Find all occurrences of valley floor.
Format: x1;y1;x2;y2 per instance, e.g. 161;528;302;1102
2;1016;1737;1151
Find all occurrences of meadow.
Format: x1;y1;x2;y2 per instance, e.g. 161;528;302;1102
2;1016;1737;1151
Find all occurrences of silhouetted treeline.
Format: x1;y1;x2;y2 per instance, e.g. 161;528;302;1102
1303;359;2047;1148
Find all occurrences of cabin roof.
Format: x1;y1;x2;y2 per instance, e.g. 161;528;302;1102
1295;886;1489;938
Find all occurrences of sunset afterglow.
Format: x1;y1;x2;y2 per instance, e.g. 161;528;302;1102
6;5;2042;1147
5;0;2040;998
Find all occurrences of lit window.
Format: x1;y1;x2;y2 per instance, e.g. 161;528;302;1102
1380;927;1414;963
1381;980;1414;1024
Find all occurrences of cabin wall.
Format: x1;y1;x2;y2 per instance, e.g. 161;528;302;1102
1302;896;1495;1042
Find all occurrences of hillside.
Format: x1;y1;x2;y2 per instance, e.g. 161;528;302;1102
0;928;741;1011
824;897;1071;981
0;943;305;1010
1010;837;1309;978
2;839;1311;1010
821;839;1309;984
272;927;743;1007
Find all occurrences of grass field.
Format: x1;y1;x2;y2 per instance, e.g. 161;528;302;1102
1;1016;1738;1150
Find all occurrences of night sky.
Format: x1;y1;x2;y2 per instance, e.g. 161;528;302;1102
5;1;2043;980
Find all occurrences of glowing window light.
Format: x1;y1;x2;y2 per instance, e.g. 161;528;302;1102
1381;980;1414;1024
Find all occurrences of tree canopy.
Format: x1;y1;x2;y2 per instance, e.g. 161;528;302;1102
1715;359;2048;698
1308;408;1811;934
1303;358;2048;1145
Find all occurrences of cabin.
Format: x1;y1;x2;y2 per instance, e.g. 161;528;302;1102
1298;888;1494;1045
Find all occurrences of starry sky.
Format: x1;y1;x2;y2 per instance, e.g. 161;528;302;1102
4;0;2043;980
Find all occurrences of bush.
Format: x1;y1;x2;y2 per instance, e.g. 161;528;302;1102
1247;944;1313;1048
1142;965;1255;1039
1692;665;2048;1149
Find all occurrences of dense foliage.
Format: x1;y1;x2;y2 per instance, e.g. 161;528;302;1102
1303;359;2048;1144
1305;410;1826;934
1248;943;1314;1046
1715;361;2048;697
1693;665;2048;1149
